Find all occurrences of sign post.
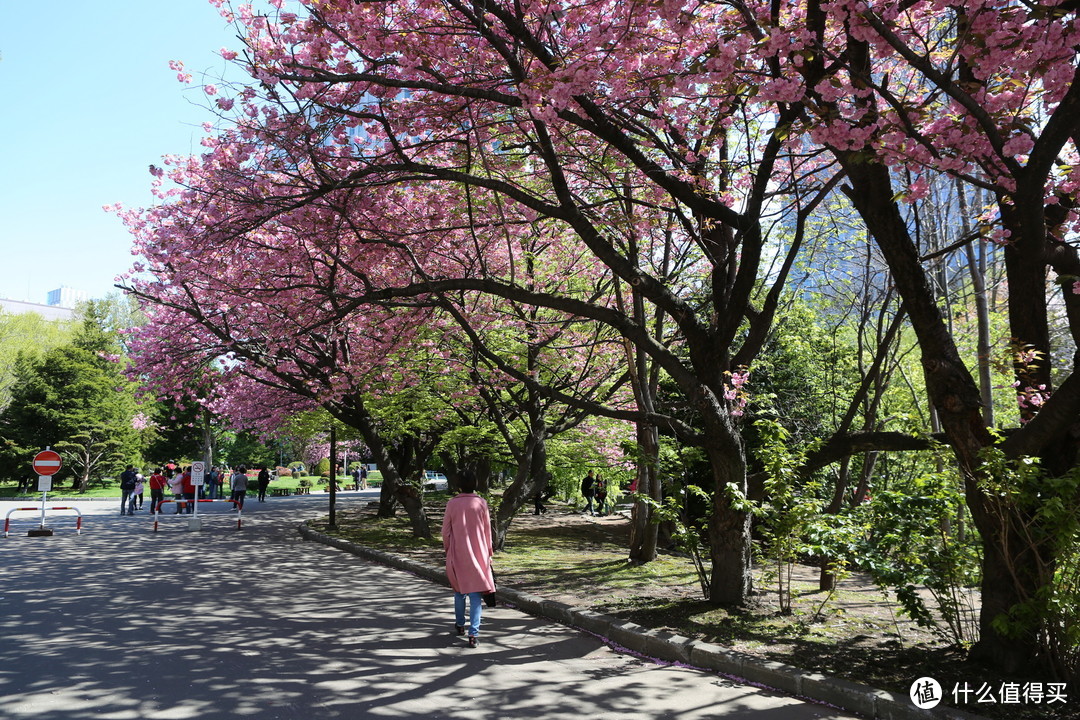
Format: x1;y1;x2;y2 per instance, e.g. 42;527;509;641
30;449;62;537
189;461;206;530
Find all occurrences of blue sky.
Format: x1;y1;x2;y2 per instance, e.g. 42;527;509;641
0;2;246;304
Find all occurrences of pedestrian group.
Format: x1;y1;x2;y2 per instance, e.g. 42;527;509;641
118;464;276;515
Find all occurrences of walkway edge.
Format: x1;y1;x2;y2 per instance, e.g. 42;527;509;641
297;523;986;720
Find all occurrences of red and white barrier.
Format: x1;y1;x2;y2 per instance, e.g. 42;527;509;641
4;506;83;537
152;498;243;532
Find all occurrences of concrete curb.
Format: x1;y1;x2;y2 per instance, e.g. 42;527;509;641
297;523;986;720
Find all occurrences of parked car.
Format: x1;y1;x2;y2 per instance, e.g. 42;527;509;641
423;471;448;491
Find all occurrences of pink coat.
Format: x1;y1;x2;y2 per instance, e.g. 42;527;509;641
442;493;496;594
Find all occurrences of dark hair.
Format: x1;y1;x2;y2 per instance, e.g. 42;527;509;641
458;470;477;494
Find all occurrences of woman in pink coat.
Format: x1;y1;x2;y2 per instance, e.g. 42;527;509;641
442;470;495;648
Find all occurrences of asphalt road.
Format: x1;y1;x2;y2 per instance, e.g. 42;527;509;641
0;494;859;719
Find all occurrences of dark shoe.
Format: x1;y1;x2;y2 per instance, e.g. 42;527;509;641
455;625;465;636
467;636;478;648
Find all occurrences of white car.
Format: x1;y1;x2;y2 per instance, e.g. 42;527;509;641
423;471;448;491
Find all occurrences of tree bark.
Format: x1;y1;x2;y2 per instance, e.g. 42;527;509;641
966;495;1052;672
332;397;431;537
628;421;660;563
492;422;549;551
702;408;751;605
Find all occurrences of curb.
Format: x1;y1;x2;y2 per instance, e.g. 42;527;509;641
297;523;986;720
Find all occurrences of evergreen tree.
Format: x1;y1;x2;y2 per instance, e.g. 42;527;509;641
0;303;139;490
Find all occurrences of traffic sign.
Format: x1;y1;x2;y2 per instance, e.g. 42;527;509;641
32;450;63;476
191;461;206;486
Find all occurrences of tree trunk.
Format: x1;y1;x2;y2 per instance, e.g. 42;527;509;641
819;456;851;592
957;181;996;427
492;432;548;551
967;496;1051;673
395;481;430;539
840;158;1055;673
628;421;660;563
702;411;752;605
331;397;432;537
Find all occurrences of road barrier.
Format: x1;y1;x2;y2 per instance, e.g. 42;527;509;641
4;506;83;537
152;498;243;532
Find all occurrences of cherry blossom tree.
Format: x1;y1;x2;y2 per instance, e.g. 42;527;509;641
747;0;1080;673
118;0;839;608
117;0;1080;677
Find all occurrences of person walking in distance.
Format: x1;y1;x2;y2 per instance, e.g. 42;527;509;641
594;474;608;516
132;471;145;512
166;468;183;514
441;470;496;648
119;465;138;516
580;470;597;516
180;467;195;514
230;466;248;510
205;467;219;500
148;467;167;513
257;466;271;502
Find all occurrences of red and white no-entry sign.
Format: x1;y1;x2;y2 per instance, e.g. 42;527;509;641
32;450;63;476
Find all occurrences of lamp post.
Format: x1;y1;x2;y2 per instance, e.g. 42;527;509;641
328;425;338;530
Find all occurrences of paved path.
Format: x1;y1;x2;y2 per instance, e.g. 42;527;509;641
0;495;859;719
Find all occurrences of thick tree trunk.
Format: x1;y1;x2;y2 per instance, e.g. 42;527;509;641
331;397;431;537
492;433;549;551
702;411;752;605
395;481;431;539
839;158;1058;673
967;497;1051;673
628;421;660;563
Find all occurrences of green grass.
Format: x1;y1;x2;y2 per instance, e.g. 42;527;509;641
0;480;120;500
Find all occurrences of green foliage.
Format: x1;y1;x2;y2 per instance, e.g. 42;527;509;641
747;303;856;445
0;310;76;410
750;419;834;614
545;421;634;499
314;457;332;477
139;396;205;463
54;428;128;490
637;484;712;599
0;307;140;489
978;446;1080;678
219;430;277;469
856;461;980;648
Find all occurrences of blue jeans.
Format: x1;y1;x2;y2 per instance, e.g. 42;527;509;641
454;591;484;637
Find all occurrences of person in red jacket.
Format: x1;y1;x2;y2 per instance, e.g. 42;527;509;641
180;467;195;514
147;468;167;513
441;470;496;648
